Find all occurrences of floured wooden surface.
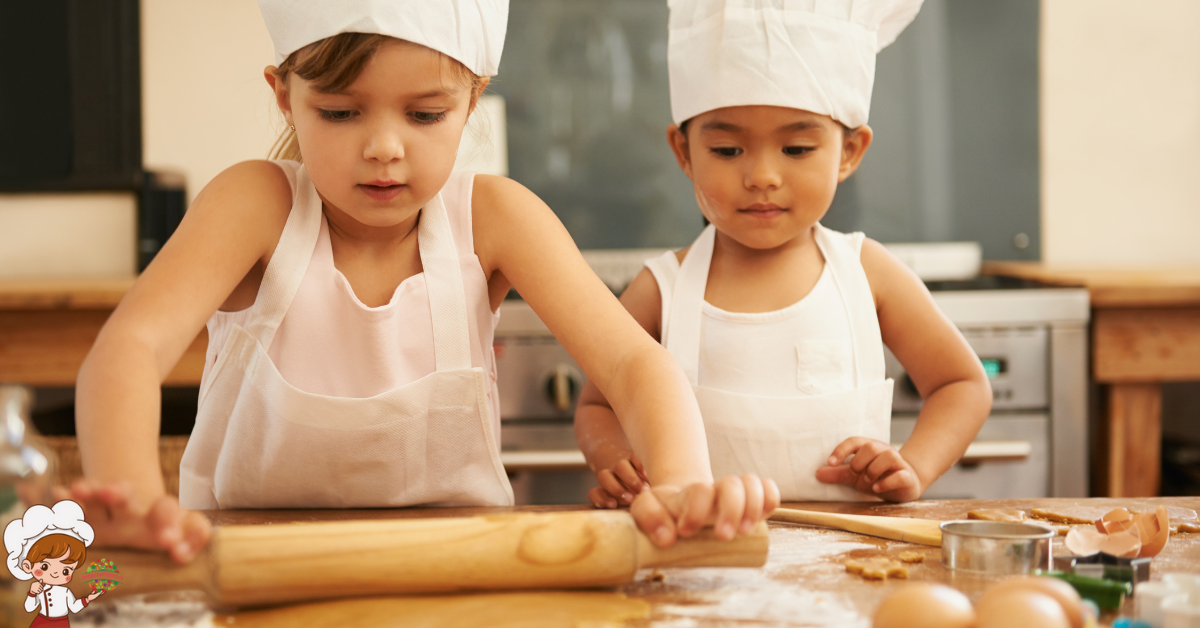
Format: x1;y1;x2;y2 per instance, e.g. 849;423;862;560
60;498;1200;627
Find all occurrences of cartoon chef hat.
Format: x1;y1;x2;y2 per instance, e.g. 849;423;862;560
258;0;510;77
668;0;924;127
4;501;94;581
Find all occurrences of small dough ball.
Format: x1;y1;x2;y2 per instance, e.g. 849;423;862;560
873;583;975;628
977;589;1071;628
983;575;1083;628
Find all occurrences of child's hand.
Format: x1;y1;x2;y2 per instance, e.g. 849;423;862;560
29;581;44;595
587;448;650;509
815;437;923;502
629;475;780;547
87;589;104;602
53;480;211;564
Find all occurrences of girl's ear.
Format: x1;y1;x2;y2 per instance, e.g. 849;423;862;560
21;559;32;574
666;124;695;180
264;66;294;128
467;77;491;116
837;124;873;182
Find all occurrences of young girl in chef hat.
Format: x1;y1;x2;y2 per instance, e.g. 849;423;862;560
5;501;104;624
577;0;993;506
69;0;779;561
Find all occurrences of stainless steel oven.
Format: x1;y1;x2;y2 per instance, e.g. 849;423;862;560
495;256;1090;504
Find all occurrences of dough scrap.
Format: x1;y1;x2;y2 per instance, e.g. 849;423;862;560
1176;522;1200;534
897;551;924;564
967;509;1027;523
845;557;908;581
1031;505;1198;526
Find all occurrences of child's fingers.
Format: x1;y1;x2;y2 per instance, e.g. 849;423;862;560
859;449;907;488
871;468;917;495
739;475;764;534
815;463;858;486
674;483;715;539
826;437;870;466
613;460;645;494
175;510;212;563
630;452;647;479
848;441;889;474
596;469;635;505
712;476;746;541
763;478;781;515
147;496;185;550
631;489;677;548
588;486;619;509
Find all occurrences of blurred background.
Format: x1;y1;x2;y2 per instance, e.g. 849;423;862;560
2;0;1199;501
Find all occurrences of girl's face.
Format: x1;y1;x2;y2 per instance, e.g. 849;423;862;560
26;550;76;586
270;40;482;230
667;106;872;251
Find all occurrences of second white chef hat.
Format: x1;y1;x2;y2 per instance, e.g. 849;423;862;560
258;0;510;77
668;0;924;128
4;501;94;581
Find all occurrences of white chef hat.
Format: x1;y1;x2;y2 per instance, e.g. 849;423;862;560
4;501;94;581
258;0;509;77
668;0;924;128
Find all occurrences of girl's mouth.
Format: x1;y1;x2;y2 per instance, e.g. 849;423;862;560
358;182;407;201
738;204;786;219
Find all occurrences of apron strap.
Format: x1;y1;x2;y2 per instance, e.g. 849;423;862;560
815;225;886;386
417;192;473;372
664;225;717;385
246;162;323;350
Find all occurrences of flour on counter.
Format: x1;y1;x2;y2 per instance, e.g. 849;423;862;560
74;591;214;628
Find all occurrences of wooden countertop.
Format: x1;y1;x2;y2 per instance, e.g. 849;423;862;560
70;498;1200;627
0;277;134;310
983;261;1200;308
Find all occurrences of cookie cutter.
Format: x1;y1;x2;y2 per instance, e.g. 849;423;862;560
940;520;1054;574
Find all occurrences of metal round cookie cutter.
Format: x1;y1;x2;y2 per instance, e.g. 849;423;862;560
940;520;1054;574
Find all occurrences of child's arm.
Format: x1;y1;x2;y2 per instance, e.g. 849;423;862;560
75;161;293;561
474;177;778;544
816;239;993;501
575;269;662;508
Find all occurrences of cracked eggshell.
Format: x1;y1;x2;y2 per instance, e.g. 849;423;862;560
1098;508;1135;535
1135;506;1171;558
1098;529;1142;558
872;583;975;628
1065;527;1106;556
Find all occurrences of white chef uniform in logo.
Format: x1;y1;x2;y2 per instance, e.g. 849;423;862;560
660;0;923;500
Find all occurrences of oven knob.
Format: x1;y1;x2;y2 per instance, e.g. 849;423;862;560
544;364;579;411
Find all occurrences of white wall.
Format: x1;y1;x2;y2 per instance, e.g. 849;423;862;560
1041;0;1200;266
141;0;280;205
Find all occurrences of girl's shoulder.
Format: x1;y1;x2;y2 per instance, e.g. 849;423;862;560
186;160;295;269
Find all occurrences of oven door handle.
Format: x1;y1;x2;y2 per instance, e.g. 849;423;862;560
956;440;1033;464
501;450;589;472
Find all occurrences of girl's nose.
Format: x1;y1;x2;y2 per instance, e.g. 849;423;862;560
745;156;782;191
363;123;406;163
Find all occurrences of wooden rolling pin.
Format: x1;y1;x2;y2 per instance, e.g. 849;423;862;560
99;510;768;608
770;507;942;546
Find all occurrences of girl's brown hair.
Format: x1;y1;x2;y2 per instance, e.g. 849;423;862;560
26;534;86;566
268;33;487;162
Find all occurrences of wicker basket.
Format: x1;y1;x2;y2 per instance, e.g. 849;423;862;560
43;436;188;496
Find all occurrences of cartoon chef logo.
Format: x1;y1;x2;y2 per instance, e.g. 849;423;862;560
4;500;109;626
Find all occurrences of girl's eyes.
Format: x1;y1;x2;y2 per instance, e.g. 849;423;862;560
317;109;356;123
711;147;742;158
315;110;448;125
39;563;48;571
784;146;814;156
410;111;447;125
62;568;70;576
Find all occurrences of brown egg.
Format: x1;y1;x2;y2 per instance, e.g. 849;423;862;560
873;583;975;628
977;589;1071;628
983;576;1085;628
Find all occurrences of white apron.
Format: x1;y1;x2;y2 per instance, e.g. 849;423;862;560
178;165;513;509
663;225;893;501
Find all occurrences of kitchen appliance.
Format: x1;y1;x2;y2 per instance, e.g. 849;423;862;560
496;248;1089;504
